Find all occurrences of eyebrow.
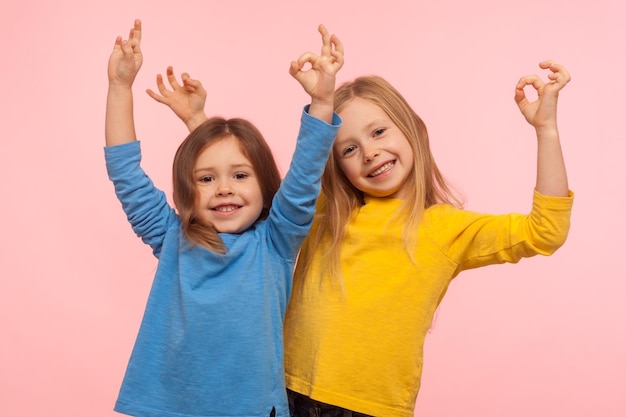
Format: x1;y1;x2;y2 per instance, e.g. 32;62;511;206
336;119;388;143
194;163;254;175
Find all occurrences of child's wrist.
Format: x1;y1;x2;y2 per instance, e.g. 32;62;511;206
310;96;333;108
186;113;209;132
108;81;134;91
535;125;559;138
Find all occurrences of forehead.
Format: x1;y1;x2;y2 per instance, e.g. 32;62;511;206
336;97;393;140
338;97;387;119
195;136;252;169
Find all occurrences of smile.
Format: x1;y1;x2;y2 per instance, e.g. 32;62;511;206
212;205;241;213
368;161;395;177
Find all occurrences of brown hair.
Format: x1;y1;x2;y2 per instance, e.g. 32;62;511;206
172;117;281;253
298;75;462;280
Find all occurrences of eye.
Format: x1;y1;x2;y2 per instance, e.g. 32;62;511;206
234;172;249;180
342;145;357;156
198;175;214;183
373;128;386;137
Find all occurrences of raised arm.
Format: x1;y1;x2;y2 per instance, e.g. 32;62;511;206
289;25;344;123
514;61;571;197
146;66;209;132
105;19;143;146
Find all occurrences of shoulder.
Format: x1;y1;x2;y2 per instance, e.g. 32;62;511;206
423;203;468;224
420;203;495;241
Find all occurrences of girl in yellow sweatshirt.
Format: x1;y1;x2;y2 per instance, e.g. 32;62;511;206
284;61;573;417
164;60;573;417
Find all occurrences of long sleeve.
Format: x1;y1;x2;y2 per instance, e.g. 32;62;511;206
105;141;178;258
265;107;341;259
431;189;574;273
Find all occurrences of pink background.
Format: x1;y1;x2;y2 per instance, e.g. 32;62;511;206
1;0;624;416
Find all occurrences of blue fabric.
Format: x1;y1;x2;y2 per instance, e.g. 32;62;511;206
105;108;340;417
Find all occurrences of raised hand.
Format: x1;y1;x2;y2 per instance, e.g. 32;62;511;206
105;19;145;147
514;61;571;131
108;19;143;87
515;61;571;197
146;66;209;132
289;25;344;112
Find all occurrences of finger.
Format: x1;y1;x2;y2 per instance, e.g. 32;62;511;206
516;75;544;92
154;74;171;95
514;75;544;105
128;20;142;52
146;88;166;104
166;66;182;90
330;49;344;68
540;61;569;78
112;35;123;51
181;73;193;90
543;61;571;86
296;52;319;69
120;39;133;56
132;19;142;44
538;59;557;70
182;74;205;92
318;24;331;56
514;84;529;105
181;72;195;87
330;34;344;60
289;60;302;78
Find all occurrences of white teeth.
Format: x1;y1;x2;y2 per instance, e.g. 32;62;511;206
369;162;394;177
214;205;238;212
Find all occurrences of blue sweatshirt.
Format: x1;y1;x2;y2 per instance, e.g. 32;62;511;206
105;108;340;417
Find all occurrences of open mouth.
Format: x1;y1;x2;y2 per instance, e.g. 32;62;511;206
212;204;241;213
368;161;395;177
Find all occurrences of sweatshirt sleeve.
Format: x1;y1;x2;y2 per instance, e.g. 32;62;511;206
104;141;178;258
266;106;341;259
435;189;574;272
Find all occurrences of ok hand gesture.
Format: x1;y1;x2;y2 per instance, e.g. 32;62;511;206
514;61;571;131
290;25;344;116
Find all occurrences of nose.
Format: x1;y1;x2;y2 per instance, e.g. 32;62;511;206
363;149;381;163
215;180;234;196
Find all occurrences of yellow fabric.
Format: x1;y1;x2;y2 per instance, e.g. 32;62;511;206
284;190;573;417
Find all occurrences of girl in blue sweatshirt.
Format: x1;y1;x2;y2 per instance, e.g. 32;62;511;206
104;19;343;417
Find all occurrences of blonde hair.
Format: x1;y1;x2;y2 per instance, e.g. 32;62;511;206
172;117;281;254
298;75;462;281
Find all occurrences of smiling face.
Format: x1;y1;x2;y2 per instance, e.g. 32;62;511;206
192;135;264;234
335;97;415;199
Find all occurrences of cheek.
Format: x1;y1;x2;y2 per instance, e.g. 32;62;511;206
338;159;358;177
193;188;208;207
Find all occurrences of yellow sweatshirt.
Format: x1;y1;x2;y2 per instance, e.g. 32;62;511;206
284;190;574;417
